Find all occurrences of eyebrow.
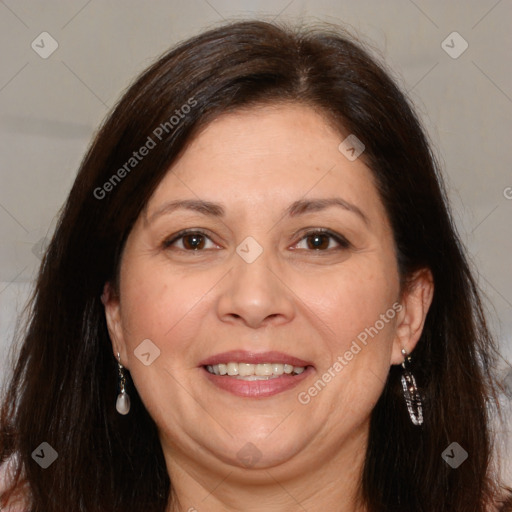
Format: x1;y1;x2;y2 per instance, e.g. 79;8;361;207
147;197;369;225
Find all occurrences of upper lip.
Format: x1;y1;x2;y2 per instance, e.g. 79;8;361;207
199;350;313;368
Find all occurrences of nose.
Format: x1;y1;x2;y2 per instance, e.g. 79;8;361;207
216;246;296;329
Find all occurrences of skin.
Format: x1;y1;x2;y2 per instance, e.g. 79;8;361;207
103;103;434;512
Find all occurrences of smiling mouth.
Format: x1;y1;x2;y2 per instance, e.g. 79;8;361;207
204;362;307;380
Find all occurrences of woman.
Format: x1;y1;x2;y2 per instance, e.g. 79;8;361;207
1;19;511;512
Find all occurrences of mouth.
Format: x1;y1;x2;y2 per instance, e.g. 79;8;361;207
205;362;306;379
199;350;314;398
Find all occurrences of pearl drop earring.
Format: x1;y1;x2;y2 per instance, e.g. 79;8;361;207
115;352;130;415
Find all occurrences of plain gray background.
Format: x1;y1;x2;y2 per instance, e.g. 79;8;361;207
0;0;511;480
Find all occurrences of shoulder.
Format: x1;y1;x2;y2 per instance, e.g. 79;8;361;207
0;455;31;512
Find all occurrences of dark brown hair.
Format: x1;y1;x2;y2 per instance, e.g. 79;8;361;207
1;19;511;512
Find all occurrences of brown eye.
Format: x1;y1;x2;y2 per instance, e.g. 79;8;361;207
306;233;330;250
163;230;215;251
295;229;351;251
182;233;205;250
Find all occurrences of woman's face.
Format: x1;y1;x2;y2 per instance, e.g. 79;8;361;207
105;103;425;479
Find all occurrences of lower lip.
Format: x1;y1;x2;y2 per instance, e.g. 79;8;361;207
202;366;314;398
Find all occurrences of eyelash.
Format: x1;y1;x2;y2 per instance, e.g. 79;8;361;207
162;228;352;252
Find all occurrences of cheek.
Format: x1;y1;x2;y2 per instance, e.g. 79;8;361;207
303;294;397;425
311;258;398;345
301;255;399;410
116;261;208;418
119;276;170;343
116;269;171;366
118;257;220;357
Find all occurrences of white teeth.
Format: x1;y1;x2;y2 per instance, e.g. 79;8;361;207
238;363;255;376
284;364;294;374
206;362;306;377
227;362;239;376
272;363;284;375
255;363;273;376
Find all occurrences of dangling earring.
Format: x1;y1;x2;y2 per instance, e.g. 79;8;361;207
400;348;423;426
116;352;130;415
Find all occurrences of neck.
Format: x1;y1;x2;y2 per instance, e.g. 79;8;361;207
163;422;369;512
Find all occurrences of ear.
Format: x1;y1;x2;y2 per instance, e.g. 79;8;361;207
101;281;129;368
390;268;434;365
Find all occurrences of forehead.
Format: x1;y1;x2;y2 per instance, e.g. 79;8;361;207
145;103;387;226
175;103;347;175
